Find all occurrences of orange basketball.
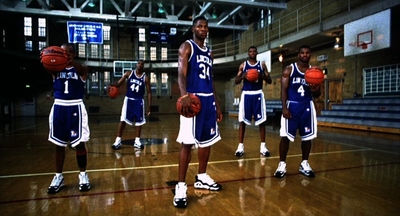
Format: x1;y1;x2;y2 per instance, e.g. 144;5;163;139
41;46;68;72
176;94;201;118
108;86;119;99
305;67;324;85
246;69;259;82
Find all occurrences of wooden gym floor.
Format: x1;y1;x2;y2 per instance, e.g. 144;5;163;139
0;114;399;215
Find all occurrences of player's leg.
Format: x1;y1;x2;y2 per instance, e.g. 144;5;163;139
75;142;91;191
235;122;246;156
133;99;146;149
255;93;269;156
259;122;270;157
193;95;222;191
298;101;317;177
112;97;129;149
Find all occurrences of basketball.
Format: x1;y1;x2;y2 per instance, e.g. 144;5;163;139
176;94;201;118
305;67;324;85
41;46;68;72
246;69;259;82
108;86;119;99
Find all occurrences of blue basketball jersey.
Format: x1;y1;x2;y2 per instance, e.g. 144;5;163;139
242;61;263;91
53;67;85;100
125;70;146;99
288;63;312;102
186;39;214;94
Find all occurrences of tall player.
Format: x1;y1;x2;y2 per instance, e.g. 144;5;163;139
173;16;223;208
43;43;91;193
274;45;321;178
111;60;152;150
234;46;272;158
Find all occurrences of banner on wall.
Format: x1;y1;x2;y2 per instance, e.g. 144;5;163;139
67;21;103;44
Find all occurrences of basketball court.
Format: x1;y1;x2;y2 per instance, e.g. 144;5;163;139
0;114;399;215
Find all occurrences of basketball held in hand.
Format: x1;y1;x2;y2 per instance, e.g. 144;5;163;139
41;46;68;72
108;86;119;99
176;94;201;118
246;69;259;82
305;67;324;85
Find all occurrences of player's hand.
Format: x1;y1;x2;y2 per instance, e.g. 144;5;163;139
180;95;193;117
216;107;223;122
282;107;292;119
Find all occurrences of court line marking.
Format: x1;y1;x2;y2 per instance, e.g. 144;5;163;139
0;148;374;179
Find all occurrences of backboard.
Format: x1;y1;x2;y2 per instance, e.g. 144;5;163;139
344;9;390;56
257;50;272;73
113;61;137;77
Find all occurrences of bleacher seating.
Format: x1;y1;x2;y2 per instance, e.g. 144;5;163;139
317;97;400;134
228;100;282;117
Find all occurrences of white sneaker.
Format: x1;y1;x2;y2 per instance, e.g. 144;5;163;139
79;173;91;191
194;174;222;191
47;174;65;194
260;145;270;157
274;161;287;178
173;183;187;208
112;139;122;150
235;144;244;157
299;160;315;177
133;139;144;149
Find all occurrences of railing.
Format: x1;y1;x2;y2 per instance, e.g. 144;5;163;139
88;0;370;64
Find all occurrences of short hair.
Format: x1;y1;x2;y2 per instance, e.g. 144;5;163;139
248;46;257;52
192;16;208;26
298;45;311;53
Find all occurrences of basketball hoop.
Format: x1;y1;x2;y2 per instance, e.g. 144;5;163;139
360;42;368;49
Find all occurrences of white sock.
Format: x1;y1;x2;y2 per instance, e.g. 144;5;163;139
260;142;266;147
55;173;62;177
178;182;186;186
197;173;206;178
80;171;86;176
115;137;121;142
135;137;140;142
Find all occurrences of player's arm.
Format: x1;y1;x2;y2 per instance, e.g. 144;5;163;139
177;41;193;115
145;74;152;115
234;62;245;85
72;62;89;80
281;65;292;119
261;61;272;84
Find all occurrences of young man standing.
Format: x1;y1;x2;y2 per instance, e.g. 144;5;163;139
111;60;152;150
173;16;223;208
234;46;272;157
274;45;321;178
44;43;91;193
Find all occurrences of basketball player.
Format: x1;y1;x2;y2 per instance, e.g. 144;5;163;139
274;45;321;178
173;16;223;208
111;60;152;150
43;43;91;193
234;46;272;158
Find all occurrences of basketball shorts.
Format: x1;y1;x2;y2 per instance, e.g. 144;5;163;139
238;90;266;126
176;93;221;148
280;100;317;142
48;99;90;147
120;96;146;126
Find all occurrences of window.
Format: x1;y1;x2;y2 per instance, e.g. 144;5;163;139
78;44;86;57
103;26;111;41
139;46;146;60
161;47;168;61
2;29;6;47
24;17;32;36
90;44;98;58
25;40;32;51
150;47;156;61
38;41;46;51
139;28;146;42
103;71;111;95
103;44;111;59
38;18;46;37
150;72;171;95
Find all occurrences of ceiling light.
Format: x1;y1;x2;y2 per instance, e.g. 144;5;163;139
212;7;217;19
333;32;342;50
88;0;95;8
157;3;165;14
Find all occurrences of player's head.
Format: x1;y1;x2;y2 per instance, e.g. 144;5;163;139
247;46;258;59
61;43;76;61
192;16;208;40
136;59;144;70
298;45;311;63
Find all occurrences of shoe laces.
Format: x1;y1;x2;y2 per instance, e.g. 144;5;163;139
79;173;89;184
301;161;313;171
50;175;63;187
175;184;187;199
277;162;286;172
